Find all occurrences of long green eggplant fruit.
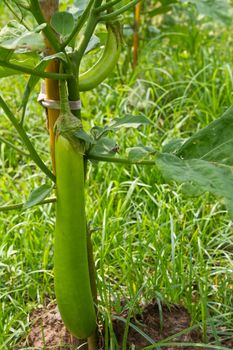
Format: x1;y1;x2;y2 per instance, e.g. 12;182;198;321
54;134;96;339
79;23;122;91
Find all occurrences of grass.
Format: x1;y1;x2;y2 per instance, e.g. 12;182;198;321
0;4;233;349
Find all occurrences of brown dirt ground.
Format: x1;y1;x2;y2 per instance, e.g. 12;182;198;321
15;301;233;350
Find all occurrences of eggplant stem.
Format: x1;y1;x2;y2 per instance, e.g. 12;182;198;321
88;333;98;350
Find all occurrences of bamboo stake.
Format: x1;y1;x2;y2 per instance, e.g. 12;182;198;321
133;1;141;68
44;60;60;174
39;0;60;174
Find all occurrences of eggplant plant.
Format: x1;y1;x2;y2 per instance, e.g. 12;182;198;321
0;0;138;347
1;0;233;349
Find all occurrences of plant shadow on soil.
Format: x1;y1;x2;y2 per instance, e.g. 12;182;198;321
15;299;233;350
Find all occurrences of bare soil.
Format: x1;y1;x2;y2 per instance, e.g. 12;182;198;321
15;301;232;350
111;301;202;349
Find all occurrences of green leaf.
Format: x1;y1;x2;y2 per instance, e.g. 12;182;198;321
156;153;233;218
23;184;53;209
127;145;156;162
160;106;233;209
0;53;39;79
90;126;105;139
10;0;29;7
0;21;45;52
176;106;233;166
50;11;75;38
73;129;95;144
110;115;152;129
0;21;26;45
88;137;118;158
16;33;45;52
162;138;186;154
181;182;205;197
188;0;232;26
90;116;152;140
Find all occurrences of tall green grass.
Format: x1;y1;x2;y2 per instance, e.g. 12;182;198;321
0;6;233;349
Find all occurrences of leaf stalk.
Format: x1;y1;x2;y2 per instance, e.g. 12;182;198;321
87;154;156;165
0;197;56;212
98;0;141;21
0;95;55;182
0;60;71;79
94;0;124;13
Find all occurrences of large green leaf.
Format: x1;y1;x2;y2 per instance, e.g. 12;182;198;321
156;153;233;218
127;145;156;162
0;20;45;78
176;106;233;166
157;106;233;217
162;138;186;154
188;0;232;26
0;21;26;45
0;20;45;52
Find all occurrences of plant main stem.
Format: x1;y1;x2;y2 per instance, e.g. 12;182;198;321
72;14;98;71
88;334;98;350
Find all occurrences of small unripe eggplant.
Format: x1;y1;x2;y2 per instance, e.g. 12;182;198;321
79;23;122;91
